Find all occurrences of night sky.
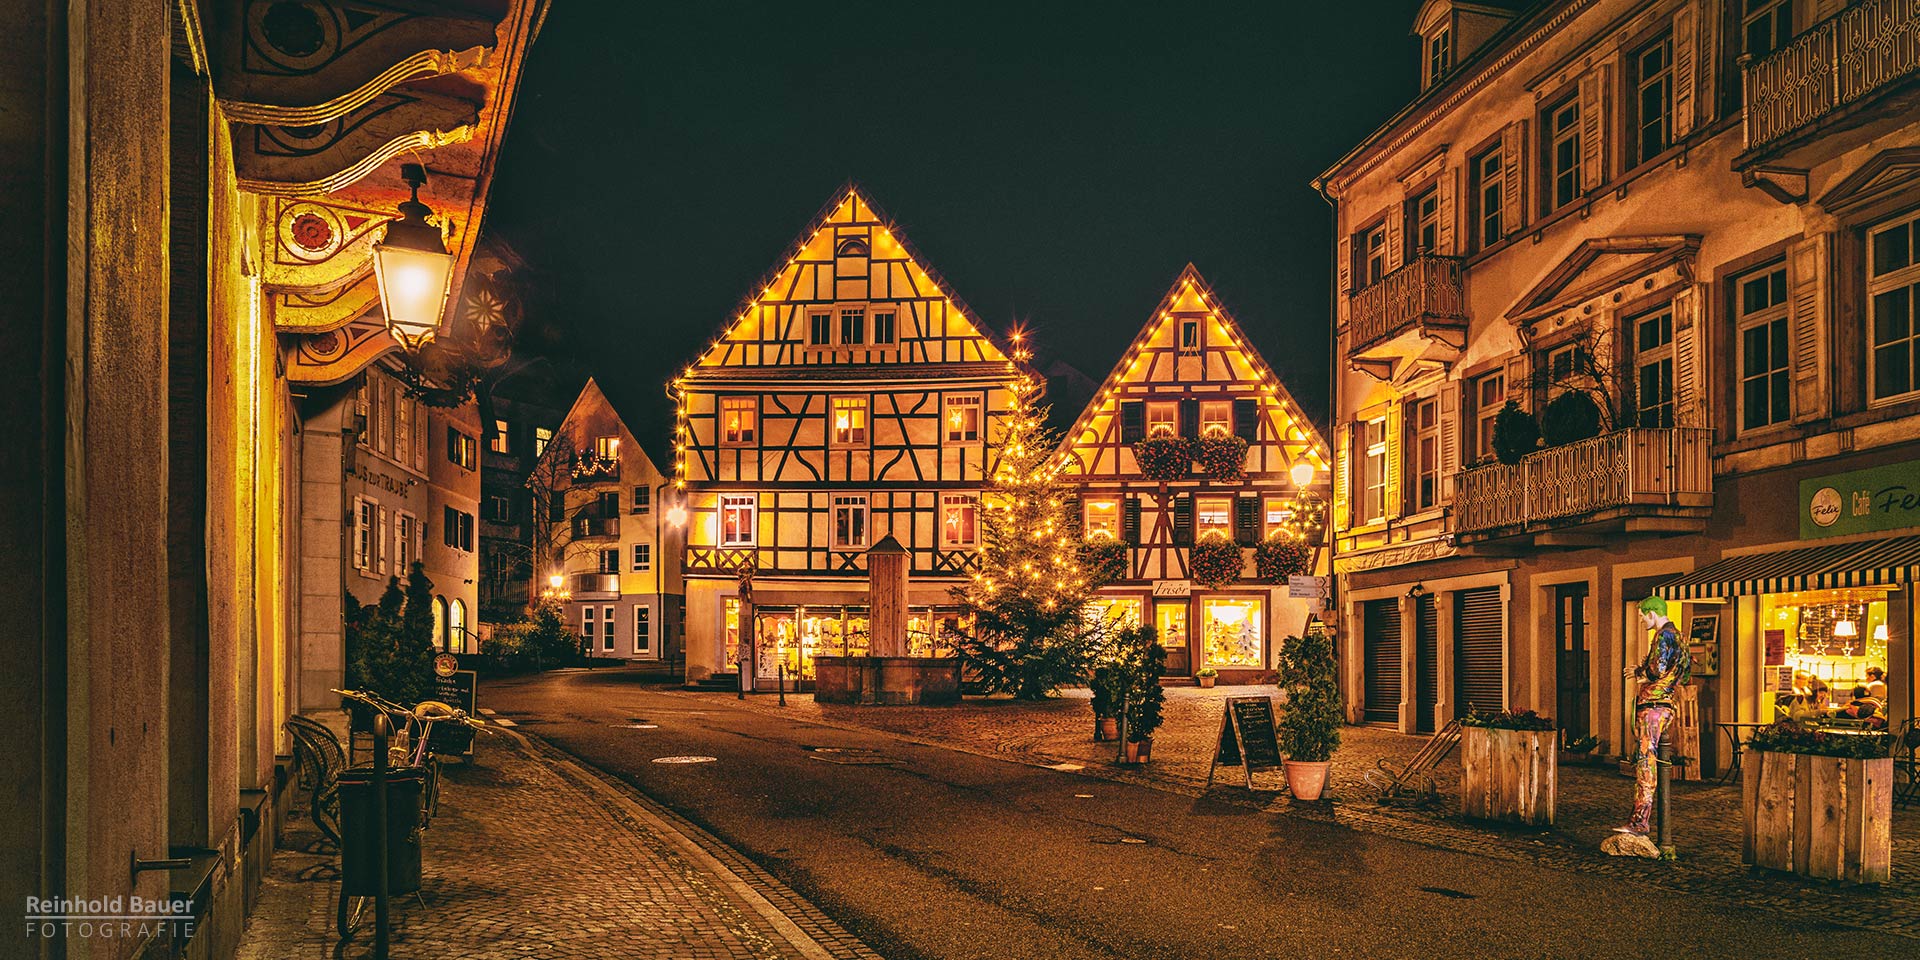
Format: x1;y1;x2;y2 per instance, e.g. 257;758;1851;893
485;1;1425;457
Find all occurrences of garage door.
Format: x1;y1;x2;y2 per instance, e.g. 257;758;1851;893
1453;586;1504;716
1363;598;1402;724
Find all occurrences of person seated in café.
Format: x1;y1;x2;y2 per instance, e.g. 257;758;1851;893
1839;685;1888;728
1866;666;1888;702
1782;679;1832;726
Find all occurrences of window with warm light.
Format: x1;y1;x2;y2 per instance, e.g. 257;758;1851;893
831;397;868;446
1199;401;1232;438
1196;497;1232;540
489;418;510;454
944;394;981;444
721;397;757;446
1084;499;1120;539
833;495;869;549
447;428;476;470
1359;417;1387;524
1263;496;1293;539
1202;597;1264;668
941;494;978;548
534;426;552;457
594;435;620;461
1146;402;1178;437
720;494;756;547
1085;597;1142;629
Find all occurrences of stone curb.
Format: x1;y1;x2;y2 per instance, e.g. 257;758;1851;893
503;727;888;960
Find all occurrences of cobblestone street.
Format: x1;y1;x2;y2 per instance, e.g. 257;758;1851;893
237;719;882;960
673;679;1920;939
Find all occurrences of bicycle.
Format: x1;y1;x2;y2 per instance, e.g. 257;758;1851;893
330;689;488;941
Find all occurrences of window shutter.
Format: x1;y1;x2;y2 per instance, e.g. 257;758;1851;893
1439;381;1461;497
1500;120;1528;235
1578;67;1607;197
1672;5;1697;138
1178;398;1199;438
1333;424;1352;532
1672;287;1703;427
1123;496;1142;545
1120;401;1145;443
1384;203;1405;274
1383;402;1404;520
1235;496;1258;546
1173;493;1194;546
1232;398;1259;442
1789;236;1829;423
1436;168;1457;255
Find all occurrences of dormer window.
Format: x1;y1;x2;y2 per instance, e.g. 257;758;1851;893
1426;27;1452;87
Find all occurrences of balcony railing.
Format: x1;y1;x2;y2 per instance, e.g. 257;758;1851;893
572;515;620;539
1742;0;1920;154
1453;427;1712;539
570;573;620;596
1347;254;1467;354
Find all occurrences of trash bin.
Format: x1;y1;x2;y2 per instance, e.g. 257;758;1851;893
337;766;424;896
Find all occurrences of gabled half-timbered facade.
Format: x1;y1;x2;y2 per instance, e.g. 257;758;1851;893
675;188;1019;685
1057;266;1332;681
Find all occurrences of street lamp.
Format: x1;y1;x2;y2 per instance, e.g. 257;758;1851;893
1290;461;1317;488
370;162;455;351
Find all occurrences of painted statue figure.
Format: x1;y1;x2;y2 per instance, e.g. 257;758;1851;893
1618;595;1690;837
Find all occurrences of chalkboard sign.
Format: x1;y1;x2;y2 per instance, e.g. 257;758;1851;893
1206;696;1283;790
428;670;478;757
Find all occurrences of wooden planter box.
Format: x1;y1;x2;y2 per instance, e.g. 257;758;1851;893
1742;750;1893;884
1460;726;1557;826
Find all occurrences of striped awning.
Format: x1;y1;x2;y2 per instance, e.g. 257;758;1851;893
1655;537;1920;600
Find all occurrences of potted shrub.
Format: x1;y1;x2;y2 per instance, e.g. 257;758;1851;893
1490;400;1540;465
1188;536;1244;589
1131;436;1195;481
1276;630;1341;800
1541;389;1604;447
1194;434;1249;481
1195;667;1218;689
1742;723;1894;883
343;565;438;730
1254;535;1312;581
1118;633;1166;764
1459;708;1558;826
1089;664;1122;742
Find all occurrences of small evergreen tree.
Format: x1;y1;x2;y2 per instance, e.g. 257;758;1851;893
953;352;1111;699
394;561;439;701
1277;630;1342;762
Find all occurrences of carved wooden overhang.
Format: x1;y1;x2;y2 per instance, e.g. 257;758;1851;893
1505;235;1701;336
203;0;546;385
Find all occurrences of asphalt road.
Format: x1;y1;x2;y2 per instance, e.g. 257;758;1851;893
483;668;1881;960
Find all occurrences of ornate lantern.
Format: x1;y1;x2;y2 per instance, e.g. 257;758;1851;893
371;163;455;350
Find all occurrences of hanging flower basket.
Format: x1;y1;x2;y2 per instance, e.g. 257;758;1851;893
1188;537;1244;588
1254;536;1312;581
1194;434;1248;481
1131;436;1195;481
1081;537;1128;584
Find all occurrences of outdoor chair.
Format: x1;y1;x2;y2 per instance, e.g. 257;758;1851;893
1363;718;1462;803
283;714;346;847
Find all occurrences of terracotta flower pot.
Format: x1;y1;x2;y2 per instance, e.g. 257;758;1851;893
1283;759;1331;801
1197;676;1216;689
1095;717;1118;742
1121;738;1152;764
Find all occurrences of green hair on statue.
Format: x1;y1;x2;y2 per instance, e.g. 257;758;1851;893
1637;595;1669;618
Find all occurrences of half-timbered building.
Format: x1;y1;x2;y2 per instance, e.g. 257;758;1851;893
674;188;1019;687
1056;266;1332;682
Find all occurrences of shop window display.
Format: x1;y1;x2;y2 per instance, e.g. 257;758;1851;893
1758;588;1891;717
1155;602;1189;650
1085;597;1143;629
724;598;741;670
1202;597;1264;667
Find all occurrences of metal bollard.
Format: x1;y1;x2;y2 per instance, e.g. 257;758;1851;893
372;713;391;960
778;662;787;707
1656;733;1674;856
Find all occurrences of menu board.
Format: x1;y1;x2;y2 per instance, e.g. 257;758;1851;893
1206;696;1282;791
1687;616;1720;677
429;670;477;757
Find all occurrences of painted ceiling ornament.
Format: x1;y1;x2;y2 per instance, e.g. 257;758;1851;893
464;285;508;332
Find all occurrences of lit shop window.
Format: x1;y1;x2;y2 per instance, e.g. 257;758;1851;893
1084;499;1120;540
1155;601;1188;650
942;494;978;548
1202;597;1264;668
1085;597;1142;629
724;598;742;669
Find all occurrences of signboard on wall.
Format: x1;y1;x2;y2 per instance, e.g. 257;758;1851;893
1287;575;1329;598
1799;458;1920;538
1687;615;1720;677
1152;580;1192;597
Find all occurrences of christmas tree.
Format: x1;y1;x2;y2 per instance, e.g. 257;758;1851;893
954;334;1111;699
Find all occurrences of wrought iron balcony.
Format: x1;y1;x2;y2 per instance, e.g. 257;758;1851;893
1741;0;1920;157
1452;427;1713;544
569;572;620;596
1347;254;1467;356
571;515;620;539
